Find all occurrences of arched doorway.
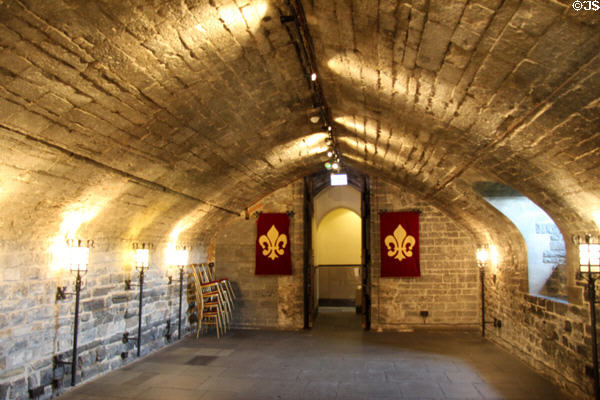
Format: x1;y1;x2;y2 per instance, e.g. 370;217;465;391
305;172;371;330
315;207;361;310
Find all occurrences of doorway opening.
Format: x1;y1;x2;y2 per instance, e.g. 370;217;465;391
314;206;362;330
304;172;370;331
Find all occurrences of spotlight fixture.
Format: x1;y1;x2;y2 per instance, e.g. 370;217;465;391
324;161;332;170
280;15;295;24
327;150;333;157
327;125;332;132
331;161;339;170
310;115;320;124
310;72;317;81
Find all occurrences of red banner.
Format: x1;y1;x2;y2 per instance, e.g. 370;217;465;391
256;213;292;275
380;211;420;277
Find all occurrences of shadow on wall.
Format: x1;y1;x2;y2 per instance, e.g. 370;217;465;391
473;182;567;302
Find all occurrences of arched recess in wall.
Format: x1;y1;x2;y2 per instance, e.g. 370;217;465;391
474;182;567;302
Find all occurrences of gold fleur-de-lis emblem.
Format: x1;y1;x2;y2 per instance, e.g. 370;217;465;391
259;225;288;260
384;224;416;261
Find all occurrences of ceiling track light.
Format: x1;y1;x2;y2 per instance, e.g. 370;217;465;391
281;0;343;175
280;15;296;23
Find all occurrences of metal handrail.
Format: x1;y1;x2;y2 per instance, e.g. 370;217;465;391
315;264;363;268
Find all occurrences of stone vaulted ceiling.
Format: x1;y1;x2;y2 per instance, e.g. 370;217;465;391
0;0;598;246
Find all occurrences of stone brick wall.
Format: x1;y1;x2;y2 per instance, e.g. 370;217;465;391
368;178;593;398
214;180;304;330
0;240;206;400
484;239;592;399
369;178;479;330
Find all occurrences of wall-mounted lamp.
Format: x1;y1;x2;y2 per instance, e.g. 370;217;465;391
172;246;190;340
123;242;151;357
125;243;151;289
54;239;92;387
135;244;149;270
476;247;489;268
575;234;600;400
476;246;488;337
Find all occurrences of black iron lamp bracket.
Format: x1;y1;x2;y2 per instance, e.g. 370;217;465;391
124;278;143;290
52;354;72;369
56;286;71;301
122;332;138;344
124;279;135;290
378;208;421;214
252;210;295;218
165;320;172;341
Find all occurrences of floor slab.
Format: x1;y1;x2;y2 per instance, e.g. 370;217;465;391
57;309;574;400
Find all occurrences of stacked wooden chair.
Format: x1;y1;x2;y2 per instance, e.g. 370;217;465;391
190;265;223;338
201;263;236;314
189;263;236;338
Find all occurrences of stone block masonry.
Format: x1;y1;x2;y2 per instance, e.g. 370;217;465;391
0;240;202;400
215;180;304;331
485;246;593;399
369;178;480;330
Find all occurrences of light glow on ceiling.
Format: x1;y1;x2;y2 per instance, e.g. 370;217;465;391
165;206;208;266
327;54;384;91
594;210;600;230
219;1;268;33
49;181;127;274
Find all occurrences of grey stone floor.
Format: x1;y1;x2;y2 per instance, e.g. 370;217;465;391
57;308;573;400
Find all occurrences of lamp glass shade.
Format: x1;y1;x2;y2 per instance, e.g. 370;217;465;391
476;248;489;266
580;243;600;273
135;248;150;269
176;248;189;266
70;245;89;272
